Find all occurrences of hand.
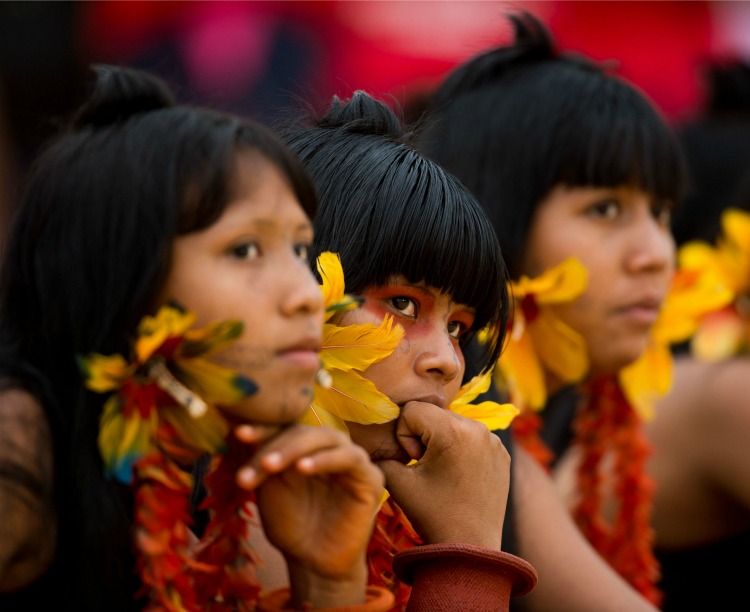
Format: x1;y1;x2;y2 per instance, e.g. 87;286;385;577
376;401;510;550
234;424;384;606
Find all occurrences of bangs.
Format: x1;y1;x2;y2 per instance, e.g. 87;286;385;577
363;157;506;332
543;75;687;203
311;143;507;339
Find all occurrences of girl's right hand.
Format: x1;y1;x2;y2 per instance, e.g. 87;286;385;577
234;423;384;608
376;401;510;550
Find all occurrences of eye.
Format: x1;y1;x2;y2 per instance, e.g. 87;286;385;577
447;320;468;339
587;199;620;220
652;200;672;226
391;296;417;317
295;243;310;263
230;241;259;261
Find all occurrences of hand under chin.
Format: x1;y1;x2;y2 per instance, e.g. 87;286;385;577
345;420;412;464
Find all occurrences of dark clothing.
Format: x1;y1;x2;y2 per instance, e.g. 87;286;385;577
656;529;750;611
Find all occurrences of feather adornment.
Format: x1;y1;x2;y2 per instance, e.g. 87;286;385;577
79;303;261;611
304;252;403;431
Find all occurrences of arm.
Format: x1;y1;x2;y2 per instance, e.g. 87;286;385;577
512;446;658;612
234;424;392;610
0;388;56;592
377;402;537;610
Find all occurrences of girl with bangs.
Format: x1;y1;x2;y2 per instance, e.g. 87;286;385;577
418;11;687;612
280;90;537;611
0;65;390;612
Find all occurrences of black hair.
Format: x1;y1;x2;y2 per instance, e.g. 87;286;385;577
672;59;750;246
0;64;317;610
418;11;687;279
281;91;509;372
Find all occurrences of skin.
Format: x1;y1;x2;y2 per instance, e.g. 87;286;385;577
338;276;511;551
522;184;675;381
0;151;385;608
647;356;750;549
515;184;672;610
163;150;384;608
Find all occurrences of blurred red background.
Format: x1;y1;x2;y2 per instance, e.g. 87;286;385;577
2;0;750;214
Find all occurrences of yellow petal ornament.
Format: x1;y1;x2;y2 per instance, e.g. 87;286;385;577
494;257;589;411
680;209;750;360
450;369;519;430
79;304;256;483
620;259;734;420
302;252;403;431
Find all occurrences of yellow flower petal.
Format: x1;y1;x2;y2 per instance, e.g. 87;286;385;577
530;310;588;384
299;405;349;433
80;353;134;393
652;267;734;345
311;369;399;424
451;371;493;407
691;308;748;361
451;400;519;431
620;341;673;421
512;257;588;303
162;405;228;455
497;321;547;410
173;358;257;406
135;305;196;363
181;319;244;358
322;315;404;372
98;395;158;482
317;251;360;321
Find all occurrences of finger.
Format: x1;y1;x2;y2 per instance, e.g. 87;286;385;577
395;401;455;460
236;425;351;489
233;423;283;445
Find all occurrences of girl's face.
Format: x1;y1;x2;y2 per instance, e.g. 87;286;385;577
522;184;675;376
339;276;474;461
162;151;324;424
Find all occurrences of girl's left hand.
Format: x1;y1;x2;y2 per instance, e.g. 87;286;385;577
234;424;384;605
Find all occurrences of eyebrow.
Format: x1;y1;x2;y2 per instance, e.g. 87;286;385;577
250;219;313;233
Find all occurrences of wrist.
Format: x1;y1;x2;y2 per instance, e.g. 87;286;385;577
286;556;368;609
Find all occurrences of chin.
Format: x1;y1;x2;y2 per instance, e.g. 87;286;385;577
220;389;312;425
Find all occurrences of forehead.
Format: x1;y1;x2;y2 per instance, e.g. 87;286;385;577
223;153;310;227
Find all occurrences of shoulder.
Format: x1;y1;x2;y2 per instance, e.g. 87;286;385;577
655;356;750;499
0;386;51;455
0;386;56;592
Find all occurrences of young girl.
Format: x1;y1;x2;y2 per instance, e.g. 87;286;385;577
280;91;537;610
0;65;388;611
417;11;686;610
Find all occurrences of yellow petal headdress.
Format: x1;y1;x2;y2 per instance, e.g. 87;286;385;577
79;304;255;482
680;208;750;360
306;252;519;434
303;252;403;431
619;263;733;420
494;257;589;411
450;369;519;430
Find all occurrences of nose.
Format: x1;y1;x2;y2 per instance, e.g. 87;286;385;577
414;326;461;384
280;257;324;320
624;206;675;275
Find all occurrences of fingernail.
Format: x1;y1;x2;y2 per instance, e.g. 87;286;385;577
235;424;254;440
263;452;282;469
237;467;256;488
297;457;314;472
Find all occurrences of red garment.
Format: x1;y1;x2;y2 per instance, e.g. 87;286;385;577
393;543;537;611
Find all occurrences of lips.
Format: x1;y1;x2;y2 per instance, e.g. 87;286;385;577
615;297;662;326
400;393;446;410
277;336;321;371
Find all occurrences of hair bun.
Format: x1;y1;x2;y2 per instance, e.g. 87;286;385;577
72;64;176;129
319;90;403;138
